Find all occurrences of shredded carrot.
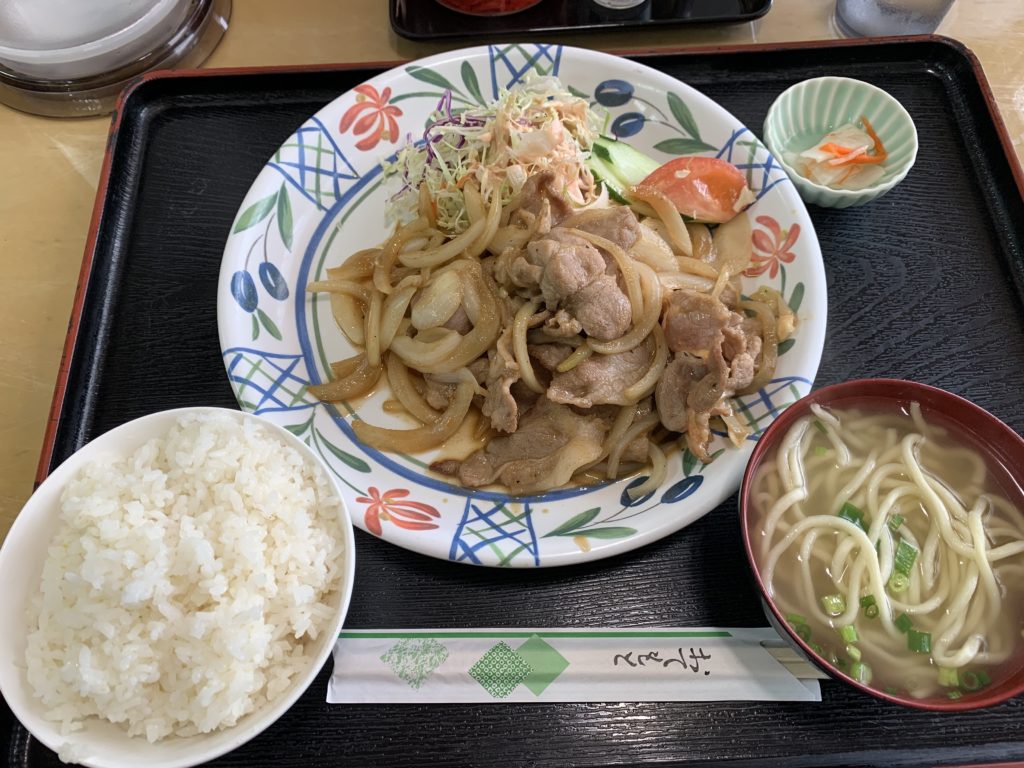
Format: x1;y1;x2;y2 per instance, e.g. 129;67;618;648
820;142;858;156
849;115;888;165
818;117;889;167
827;145;869;166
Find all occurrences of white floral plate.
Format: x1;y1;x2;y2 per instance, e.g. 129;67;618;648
217;45;826;568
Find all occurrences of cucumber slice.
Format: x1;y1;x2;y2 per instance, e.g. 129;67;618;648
592;136;661;187
586;153;631;205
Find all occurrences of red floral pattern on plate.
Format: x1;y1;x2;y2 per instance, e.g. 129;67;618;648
355;487;441;536
339;85;403;152
745;215;800;279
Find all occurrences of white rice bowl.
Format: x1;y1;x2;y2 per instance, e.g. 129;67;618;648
0;408;356;768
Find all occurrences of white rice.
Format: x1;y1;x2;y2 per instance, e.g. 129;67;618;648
24;411;346;743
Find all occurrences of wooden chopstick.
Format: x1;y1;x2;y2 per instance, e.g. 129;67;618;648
765;644;831;680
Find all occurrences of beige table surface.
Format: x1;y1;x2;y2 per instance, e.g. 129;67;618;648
2;0;1022;544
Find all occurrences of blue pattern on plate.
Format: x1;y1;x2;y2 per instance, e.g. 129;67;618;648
487;43;563;99
450;498;540;567
717;128;790;200
268;115;361;211
222;347;316;415
733;376;814;439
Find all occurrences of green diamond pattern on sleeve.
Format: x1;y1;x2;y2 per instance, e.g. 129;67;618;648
517;634;570;696
469;641;532;698
380;638;450;689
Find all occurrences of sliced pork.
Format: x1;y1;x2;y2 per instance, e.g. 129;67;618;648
507;170;571;224
567;274;631;341
655;354;707;433
481;328;521;433
547;336;654;408
663;289;733;356
528;343;573;372
562;205;641;252
543;309;583;338
526;234;606;308
454;399;606;493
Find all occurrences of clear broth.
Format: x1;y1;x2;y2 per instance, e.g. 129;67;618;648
751;402;1024;701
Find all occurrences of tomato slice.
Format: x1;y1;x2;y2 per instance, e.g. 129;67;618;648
636;157;753;224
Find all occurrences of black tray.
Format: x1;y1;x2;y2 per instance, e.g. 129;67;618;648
9;37;1024;768
390;0;772;40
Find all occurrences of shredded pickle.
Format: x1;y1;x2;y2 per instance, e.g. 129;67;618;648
382;76;605;235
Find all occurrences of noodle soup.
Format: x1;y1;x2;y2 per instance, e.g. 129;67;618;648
747;394;1024;706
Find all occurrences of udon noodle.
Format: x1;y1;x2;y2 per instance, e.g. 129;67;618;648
751;402;1024;699
307;171;789;495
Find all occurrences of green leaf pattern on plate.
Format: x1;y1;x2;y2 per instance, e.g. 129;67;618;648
315;427;372;473
256;308;282;340
461;61;486;106
233;192;277;233
406;65;463;97
653;137;717;156
543;508;601;537
276;184;293;251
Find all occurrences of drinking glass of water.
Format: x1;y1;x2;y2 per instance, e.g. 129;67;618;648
834;0;954;36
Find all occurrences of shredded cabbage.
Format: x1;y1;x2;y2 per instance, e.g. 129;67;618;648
382;76;605;235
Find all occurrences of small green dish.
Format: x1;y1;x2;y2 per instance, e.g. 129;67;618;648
763;76;918;209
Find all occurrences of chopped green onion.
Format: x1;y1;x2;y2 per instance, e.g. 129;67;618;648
887;514;905;533
908;629;931;654
888;572;910;593
937;667;959;687
948;690;963;701
838;502;867;531
794;623;812;642
813;445;829;457
850;661;873;684
860;594;880;619
814;420;828;435
786;613;808;625
894;613;913;633
840;625;859;644
959;670;988;691
884;685;900;695
821;593;846;617
809;642;824;656
846;644;862;662
893;538;919;576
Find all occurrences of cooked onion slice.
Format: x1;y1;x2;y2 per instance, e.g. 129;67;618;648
307;354;382;402
411;270;463;330
385;353;441;424
411;261;501;374
327;247;378;281
390;328;463;369
306;279;371;303
330;293;365;345
712;211;753;275
628;186;692;257
353;373;475;453
626;442;667;501
375;216;428;294
399;219;486;269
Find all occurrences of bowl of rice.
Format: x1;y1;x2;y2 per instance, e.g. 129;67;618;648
0;407;356;767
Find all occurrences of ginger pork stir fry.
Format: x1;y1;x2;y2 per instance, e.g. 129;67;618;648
308;80;794;496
